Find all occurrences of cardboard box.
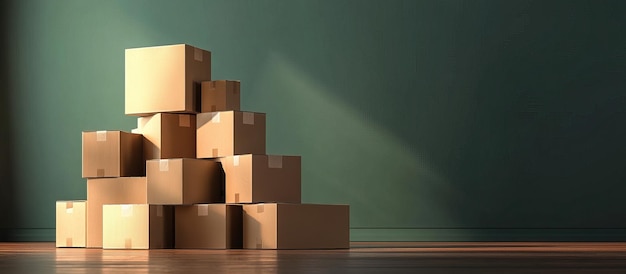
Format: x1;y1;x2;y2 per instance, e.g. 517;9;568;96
102;204;174;249
135;113;196;160
86;177;147;248
196;111;266;158
56;201;86;247
147;158;224;205
200;80;240;112
220;155;301;203
125;44;211;116
242;203;349;249
82;131;144;178
175;204;242;249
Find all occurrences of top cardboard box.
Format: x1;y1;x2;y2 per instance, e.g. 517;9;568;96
125;44;211;116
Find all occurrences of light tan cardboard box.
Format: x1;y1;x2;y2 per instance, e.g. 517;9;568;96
220;155;301;203
86;177;147;248
125;44;211;116
56;200;86;247
82;131;144;178
196;111;265;158
175;204;242;249
102;204;174;249
147;158;224;205
134;113;196;160
242;203;350;249
200;80;240;112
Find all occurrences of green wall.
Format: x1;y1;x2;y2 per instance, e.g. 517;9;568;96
2;0;626;241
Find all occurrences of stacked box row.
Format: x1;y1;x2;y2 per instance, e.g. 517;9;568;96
57;44;349;249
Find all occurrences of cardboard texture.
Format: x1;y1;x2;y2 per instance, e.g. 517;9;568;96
200;80;240;112
147;158;224;205
102;204;174;249
82;131;144;178
196;111;266;158
175;204;242;249
242;203;350;249
220;155;301;203
135;113;196;160
86;177;147;248
125;44;211;116
56;201;86;248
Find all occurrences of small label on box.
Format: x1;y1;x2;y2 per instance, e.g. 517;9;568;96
233;156;240;166
96;131;107;141
243;112;255;125
179;115;190;127
159;160;169;172
121;205;133;217
268;156;283;169
194;48;203;61
197;204;209;216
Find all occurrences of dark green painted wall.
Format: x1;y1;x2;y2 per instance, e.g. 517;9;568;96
2;0;626;241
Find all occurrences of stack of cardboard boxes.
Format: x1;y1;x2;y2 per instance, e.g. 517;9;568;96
56;44;349;250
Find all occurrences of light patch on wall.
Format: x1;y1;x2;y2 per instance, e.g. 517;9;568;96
254;52;463;228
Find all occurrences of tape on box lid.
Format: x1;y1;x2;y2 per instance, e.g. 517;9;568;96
242;112;255;125
66;238;73;247
257;204;264;213
159;160;169;172
197;204;209;216
121;205;133;217
125;238;132;249
209;112;221;123
179;115;191;127
267;156;283;169
96;131;107;141
233;156;240;166
194;48;203;62
66;201;74;214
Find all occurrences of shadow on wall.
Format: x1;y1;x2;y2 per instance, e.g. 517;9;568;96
0;0;18;241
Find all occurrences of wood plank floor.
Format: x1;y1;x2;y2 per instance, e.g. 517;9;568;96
1;242;626;273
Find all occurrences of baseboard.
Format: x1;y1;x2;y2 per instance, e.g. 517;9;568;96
4;228;626;242
350;228;626;241
0;228;55;242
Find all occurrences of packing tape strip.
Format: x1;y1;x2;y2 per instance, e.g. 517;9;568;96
125;238;132;249
257;204;264;213
121;205;133;217
194;48;203;62
97;169;105;177
212;148;219;157
66;202;74;214
159;159;169;172
179;115;191;127
96;131;107;141
267;156;283;169
233;156;240;166
66;238;73;247
242;112;255;125
210;112;221;123
234;193;240;203
256;237;262;249
197;204;209;216
156;205;163;217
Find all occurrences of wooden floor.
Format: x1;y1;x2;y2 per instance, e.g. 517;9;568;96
1;242;626;273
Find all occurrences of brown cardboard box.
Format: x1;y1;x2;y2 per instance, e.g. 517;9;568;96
82;131;144;178
147;158;224;205
56;201;86;247
242;203;349;249
125;44;211;116
135;113;196;160
175;204;242;249
196;111;266;158
86;177;147;248
200;80;240;112
102;204;174;249
220;155;301;203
